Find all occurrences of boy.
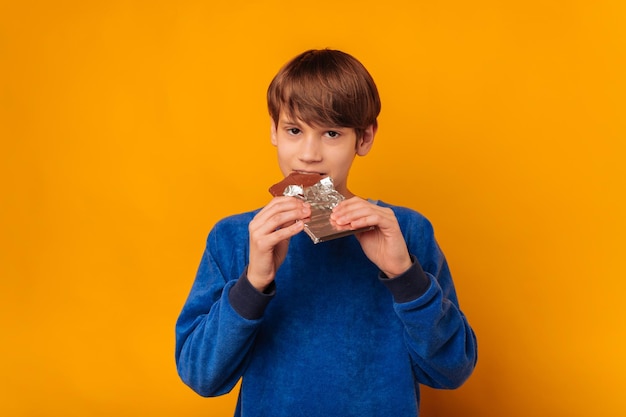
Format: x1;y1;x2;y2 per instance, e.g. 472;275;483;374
175;49;477;416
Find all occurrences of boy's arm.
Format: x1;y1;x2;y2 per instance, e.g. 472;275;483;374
175;223;271;397
175;198;310;397
380;252;478;389
332;198;478;388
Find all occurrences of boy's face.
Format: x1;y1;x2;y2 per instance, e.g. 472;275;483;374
270;111;375;198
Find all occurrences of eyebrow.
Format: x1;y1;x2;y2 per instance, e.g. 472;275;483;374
281;118;346;131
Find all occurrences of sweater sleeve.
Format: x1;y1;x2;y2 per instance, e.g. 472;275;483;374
381;209;478;389
174;219;272;397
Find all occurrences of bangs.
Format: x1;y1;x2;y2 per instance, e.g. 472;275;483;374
267;49;381;134
278;76;349;128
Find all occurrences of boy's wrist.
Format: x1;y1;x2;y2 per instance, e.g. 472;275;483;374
228;268;276;320
379;255;431;303
246;271;274;293
381;256;413;279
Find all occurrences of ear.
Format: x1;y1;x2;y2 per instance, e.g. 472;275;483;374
356;124;377;156
270;118;278;146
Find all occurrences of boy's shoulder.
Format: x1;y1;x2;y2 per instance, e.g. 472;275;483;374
376;200;431;223
204;208;261;255
376;200;436;238
211;208;261;234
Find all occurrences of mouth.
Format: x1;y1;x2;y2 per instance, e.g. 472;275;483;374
293;170;327;176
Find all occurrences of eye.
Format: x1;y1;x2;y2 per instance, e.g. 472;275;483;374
325;130;340;139
287;128;301;135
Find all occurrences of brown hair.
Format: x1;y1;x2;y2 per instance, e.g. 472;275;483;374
267;49;381;139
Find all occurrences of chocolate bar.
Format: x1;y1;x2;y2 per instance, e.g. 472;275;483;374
269;172;325;197
268;173;374;244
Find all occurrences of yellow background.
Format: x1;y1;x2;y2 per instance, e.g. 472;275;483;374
1;0;625;416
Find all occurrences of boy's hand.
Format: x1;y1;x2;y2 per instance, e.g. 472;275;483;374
247;197;311;291
331;197;412;278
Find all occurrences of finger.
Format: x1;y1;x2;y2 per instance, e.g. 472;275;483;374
345;212;386;229
250;197;308;238
251;219;305;251
333;196;367;212
332;204;390;227
256;196;308;220
331;197;377;220
251;198;310;233
251;208;307;234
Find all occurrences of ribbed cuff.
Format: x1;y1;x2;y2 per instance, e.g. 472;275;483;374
379;255;431;303
228;269;275;320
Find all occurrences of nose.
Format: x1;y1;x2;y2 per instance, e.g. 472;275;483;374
298;134;322;163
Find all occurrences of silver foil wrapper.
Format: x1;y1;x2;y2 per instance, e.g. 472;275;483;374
282;176;373;244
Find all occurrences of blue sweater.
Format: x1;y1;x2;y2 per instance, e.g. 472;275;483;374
175;201;477;416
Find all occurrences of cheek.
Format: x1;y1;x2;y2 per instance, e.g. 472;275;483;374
275;143;297;167
276;145;292;160
336;146;357;165
329;153;355;176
